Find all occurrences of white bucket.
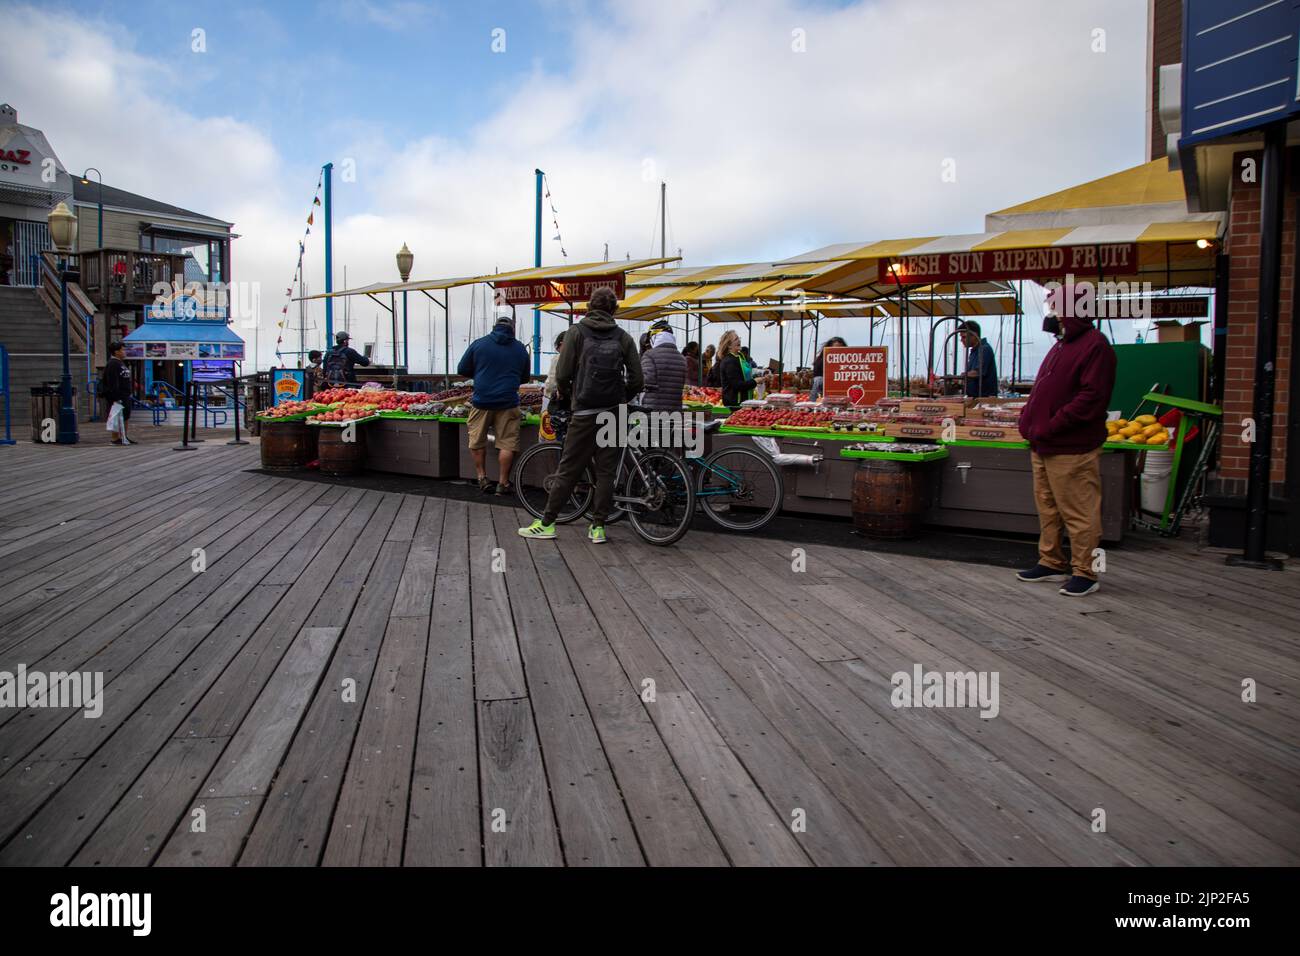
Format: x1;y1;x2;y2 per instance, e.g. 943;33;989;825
1140;449;1175;514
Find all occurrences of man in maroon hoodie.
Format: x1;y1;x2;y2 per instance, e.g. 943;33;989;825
1016;310;1117;596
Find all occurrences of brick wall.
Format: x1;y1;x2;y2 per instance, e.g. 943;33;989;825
1213;148;1297;498
1146;0;1183;162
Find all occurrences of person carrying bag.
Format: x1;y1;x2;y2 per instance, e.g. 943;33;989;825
101;340;133;445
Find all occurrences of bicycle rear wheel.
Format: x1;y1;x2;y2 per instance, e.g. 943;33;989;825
621;450;695;546
513;442;593;524
697;446;784;531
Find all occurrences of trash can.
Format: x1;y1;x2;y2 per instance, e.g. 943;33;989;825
30;384;75;443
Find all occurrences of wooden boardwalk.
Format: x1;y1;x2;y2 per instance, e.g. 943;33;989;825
0;438;1297;866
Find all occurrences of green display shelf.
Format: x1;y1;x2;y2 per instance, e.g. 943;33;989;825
255;407;328;424
841;446;949;463
306;414;382;428
376;411;446;421
717;425;893;442
939;438;1029;450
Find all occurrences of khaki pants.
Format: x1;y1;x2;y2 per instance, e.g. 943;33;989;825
1030;448;1102;580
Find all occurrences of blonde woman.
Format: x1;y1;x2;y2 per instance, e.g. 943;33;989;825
716;330;757;408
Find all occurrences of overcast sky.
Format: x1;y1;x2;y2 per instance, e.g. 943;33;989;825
1;0;1155;379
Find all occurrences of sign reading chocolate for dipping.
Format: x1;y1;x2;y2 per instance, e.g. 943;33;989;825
494;273;626;305
877;243;1139;284
823;346;888;406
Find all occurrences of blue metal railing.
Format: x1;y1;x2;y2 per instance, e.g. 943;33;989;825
35;253;97;422
150;381;183;426
0;344;14;445
149;380;244;429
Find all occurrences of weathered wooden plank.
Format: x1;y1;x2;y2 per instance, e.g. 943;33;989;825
633;563;972;866
323;616;428;866
835;546;1300;846
467;504;526;701
70;737;227;866
558;542;810;867
153;795;263;867
490;508;643;866
237;529;410;865
390;497;444;619
478;698;564;866
795;543;1300;865
521;524;727;865
0;485;352;860
405;500;481;867
197;627;343;797
606;560;887;866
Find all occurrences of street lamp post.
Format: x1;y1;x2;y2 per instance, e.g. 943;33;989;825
396;243;413;372
47;201;79;445
80;168;103;248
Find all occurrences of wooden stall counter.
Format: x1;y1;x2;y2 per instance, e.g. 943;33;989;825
365;416;459;478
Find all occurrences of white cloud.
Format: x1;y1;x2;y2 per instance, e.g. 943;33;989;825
1;0;1150;376
331;0;441;31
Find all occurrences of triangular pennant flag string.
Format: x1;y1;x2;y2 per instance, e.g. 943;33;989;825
542;174;570;262
276;171;328;365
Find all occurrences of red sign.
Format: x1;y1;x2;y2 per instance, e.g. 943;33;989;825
823;346;888;406
0;149;31;165
1147;296;1209;319
495;273;625;305
877;243;1139;284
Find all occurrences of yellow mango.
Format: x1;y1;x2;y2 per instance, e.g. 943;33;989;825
1142;423;1162;436
1146;434;1168;445
1135;414;1158;426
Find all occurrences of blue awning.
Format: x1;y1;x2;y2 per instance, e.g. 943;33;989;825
123;322;244;345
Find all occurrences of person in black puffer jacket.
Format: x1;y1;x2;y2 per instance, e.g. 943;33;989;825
639;320;687;412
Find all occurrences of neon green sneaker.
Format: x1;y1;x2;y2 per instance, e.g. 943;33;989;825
588;524;607;544
518;519;557;539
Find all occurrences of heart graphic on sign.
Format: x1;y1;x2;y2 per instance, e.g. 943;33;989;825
847;384;867;406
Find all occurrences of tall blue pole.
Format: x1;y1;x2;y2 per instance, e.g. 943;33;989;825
323;162;334;346
533;168;543;375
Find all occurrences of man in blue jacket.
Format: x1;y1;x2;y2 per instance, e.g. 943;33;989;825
959;322;998;398
457;312;531;493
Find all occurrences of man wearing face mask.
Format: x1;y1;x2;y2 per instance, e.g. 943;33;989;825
1015;308;1117;596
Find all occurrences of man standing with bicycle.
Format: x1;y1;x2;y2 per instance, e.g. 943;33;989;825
519;286;642;544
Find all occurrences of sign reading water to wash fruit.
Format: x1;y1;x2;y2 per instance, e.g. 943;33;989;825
823;346;887;406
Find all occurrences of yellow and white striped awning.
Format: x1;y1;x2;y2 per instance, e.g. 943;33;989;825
787;221;1221;297
489;257;678;283
296;257;679;301
626;259;841;288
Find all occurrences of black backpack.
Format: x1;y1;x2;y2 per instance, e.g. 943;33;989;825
323;347;348;384
573;325;626;409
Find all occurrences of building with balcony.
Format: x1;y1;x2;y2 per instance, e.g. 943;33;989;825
0;101;239;427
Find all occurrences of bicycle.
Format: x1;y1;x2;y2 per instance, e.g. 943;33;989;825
513;407;784;540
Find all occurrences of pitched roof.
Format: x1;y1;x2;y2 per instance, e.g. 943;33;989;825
72;179;232;228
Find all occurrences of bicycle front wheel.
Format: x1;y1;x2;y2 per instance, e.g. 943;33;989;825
697;446;784;531
621;451;695;546
513;442;593;524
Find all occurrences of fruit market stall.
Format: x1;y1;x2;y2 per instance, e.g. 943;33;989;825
256;400;323;470
710;392;1142;537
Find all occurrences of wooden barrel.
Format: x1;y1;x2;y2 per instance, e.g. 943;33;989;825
259;420;314;470
851;459;928;539
317;425;366;477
